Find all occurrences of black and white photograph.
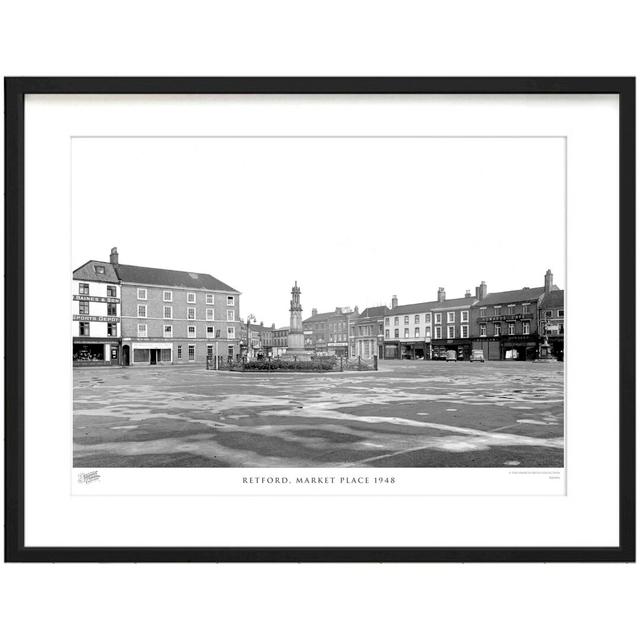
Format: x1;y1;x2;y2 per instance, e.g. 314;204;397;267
72;135;565;471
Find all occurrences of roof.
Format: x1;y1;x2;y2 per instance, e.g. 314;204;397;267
114;263;238;292
478;286;551;306
385;300;440;316
73;260;120;283
358;305;390;319
431;296;478;310
540;289;565;309
303;310;349;323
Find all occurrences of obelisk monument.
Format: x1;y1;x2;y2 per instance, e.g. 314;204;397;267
286;281;310;358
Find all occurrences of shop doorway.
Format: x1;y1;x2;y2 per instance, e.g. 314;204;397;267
150;349;158;365
122;345;130;366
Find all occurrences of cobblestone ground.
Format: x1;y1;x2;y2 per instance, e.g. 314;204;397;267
73;360;564;468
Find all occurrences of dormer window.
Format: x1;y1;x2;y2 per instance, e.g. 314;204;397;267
94;265;105;275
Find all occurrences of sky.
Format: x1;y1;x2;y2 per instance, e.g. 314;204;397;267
72;136;565;327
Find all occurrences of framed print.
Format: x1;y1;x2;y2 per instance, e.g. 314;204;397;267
4;77;635;562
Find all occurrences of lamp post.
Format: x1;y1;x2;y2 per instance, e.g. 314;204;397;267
246;313;256;361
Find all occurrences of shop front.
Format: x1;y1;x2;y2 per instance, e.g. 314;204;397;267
129;342;173;365
73;338;121;366
472;336;538;361
432;339;472;361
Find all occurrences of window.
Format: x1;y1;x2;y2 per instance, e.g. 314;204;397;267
107;285;116;297
163;290;172;302
404;328;409;338
163;306;173;319
506;305;515;315
137;304;147;318
207;325;214;337
434;313;442;324
227;309;235;321
206;308;214;321
79;283;89;295
187;307;196;320
479;307;486;317
164;325;173;338
425;327;431;338
188;345;195;361
434;326;442;339
508;323;515;336
494;306;502;314
137;288;147;300
107;323;117;337
494;323;501;337
461;310;469;323
177;345;182;359
385;317;390;326
107;302;117;316
414;327;420;337
447;312;455;323
425;313;431;324
523;321;530;335
94;265;105;275
227;296;235;306
522;303;530;315
480;324;487;337
545;310;553;318
227;327;235;339
188;325;196;338
461;325;469;338
558;310;564;318
414;315;420;324
138;324;147;338
78;301;89;315
187;292;196;304
447;325;455;339
206;293;214;305
404;315;409;324
385;329;390;339
79;322;90;336
207;345;213;358
394;329;399;338
394;317;399;326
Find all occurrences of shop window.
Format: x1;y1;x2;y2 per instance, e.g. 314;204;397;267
79;322;90;336
134;349;149;363
188;345;195;361
107;323;117;337
79;301;89;315
79;283;89;295
107;302;117;316
107;285;116;297
73;344;103;361
161;349;172;362
163;290;172;302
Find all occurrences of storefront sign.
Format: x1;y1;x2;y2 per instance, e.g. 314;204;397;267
73;295;120;303
477;313;533;322
73;315;120;322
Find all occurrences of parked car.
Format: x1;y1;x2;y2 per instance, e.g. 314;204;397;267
445;350;457;362
470;349;485;362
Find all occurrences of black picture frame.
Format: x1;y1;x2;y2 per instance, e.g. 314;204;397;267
4;77;635;563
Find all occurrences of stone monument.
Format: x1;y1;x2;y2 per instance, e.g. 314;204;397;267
285;281;312;360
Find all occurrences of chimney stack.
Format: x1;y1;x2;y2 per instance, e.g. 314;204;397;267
110;247;119;265
437;287;446;303
391;295;398;309
544;269;554;293
464;289;471;298
477;281;487;301
312;308;318;316
354;305;359;314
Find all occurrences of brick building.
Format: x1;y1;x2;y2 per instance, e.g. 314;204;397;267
272;326;289;356
352;305;389;360
538;286;565;360
428;287;478;360
470;270;560;360
383;296;437;359
303;306;357;357
74;248;242;366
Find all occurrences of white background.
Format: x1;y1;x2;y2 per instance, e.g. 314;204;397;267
1;2;638;640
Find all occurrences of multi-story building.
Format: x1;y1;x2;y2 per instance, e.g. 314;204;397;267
303;306;357;357
352;305;389;360
240;321;275;358
470;270;560;360
72;256;121;366
538;285;565;360
73;247;241;366
430;287;478;360
383;296;437;360
272;326;289;356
